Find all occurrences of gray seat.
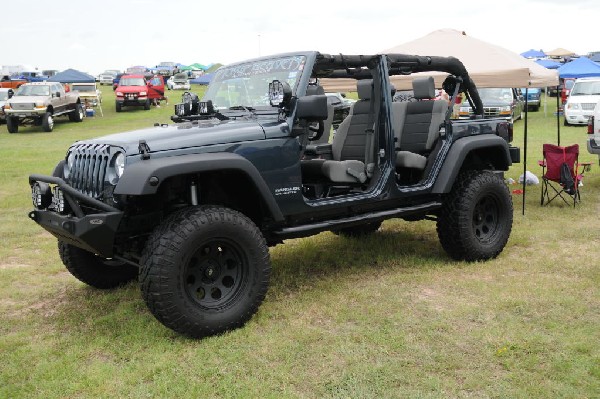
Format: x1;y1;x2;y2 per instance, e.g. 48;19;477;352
305;85;334;145
302;79;375;184
394;76;448;171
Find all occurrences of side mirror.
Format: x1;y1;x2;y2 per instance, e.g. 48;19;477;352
7;90;13;99
296;95;328;121
341;93;347;98
269;80;292;108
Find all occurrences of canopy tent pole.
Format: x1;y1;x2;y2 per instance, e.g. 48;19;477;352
557;88;561;146
522;88;528;215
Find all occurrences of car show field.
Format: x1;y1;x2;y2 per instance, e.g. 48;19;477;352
0;80;599;397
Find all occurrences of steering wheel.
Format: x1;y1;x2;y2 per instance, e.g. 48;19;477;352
307;120;324;141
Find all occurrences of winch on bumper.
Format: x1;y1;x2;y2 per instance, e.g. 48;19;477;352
28;174;123;258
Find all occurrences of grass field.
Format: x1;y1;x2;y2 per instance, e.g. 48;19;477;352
1;87;599;398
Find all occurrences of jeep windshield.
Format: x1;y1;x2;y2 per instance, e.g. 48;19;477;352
203;55;306;111
120;78;146;86
15;85;50;96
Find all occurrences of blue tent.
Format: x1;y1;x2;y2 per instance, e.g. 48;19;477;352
521;49;545;58
47;68;95;83
535;59;562;69
558;57;600;78
190;73;214;85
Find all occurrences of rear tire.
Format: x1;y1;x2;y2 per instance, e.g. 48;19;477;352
41;112;54;132
333;221;382;237
437;170;513;261
140;206;271;338
6;116;18;133
58;242;138;289
68;104;84;122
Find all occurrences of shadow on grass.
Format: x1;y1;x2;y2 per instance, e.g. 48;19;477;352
42;221;451;339
269;221;450;294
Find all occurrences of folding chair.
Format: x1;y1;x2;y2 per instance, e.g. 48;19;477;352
538;143;591;207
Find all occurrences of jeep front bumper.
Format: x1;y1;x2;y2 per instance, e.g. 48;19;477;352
28;174;123;258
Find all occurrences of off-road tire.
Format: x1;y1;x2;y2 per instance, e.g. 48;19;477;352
140;205;271;338
6;116;18;133
437;170;513;261
41;112;54;132
333;221;382;237
144;100;150;110
58;242;138;289
115;102;122;112
68;104;84;122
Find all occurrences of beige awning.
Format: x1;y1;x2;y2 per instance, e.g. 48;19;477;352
321;29;558;92
546;47;576;57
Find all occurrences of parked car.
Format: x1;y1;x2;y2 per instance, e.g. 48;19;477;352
3;82;83;132
0;88;14;123
16;71;49;82
0;75;27;89
459;87;524;122
521;87;542;111
71;82;102;106
28;51;519;338
564;77;600;125
98;70;118;85
587;100;600;159
167;73;191;90
115;75;150;112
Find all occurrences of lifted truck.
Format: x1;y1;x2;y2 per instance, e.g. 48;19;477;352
29;51;520;338
4;82;84;133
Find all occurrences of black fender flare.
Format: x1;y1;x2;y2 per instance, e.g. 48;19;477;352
114;152;284;221
432;135;512;194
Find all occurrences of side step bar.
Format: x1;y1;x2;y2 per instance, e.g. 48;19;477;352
273;201;442;240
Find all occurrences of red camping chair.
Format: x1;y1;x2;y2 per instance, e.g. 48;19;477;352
538;143;591;207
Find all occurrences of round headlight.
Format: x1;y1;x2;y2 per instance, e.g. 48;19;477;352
64;152;75;179
115;152;125;178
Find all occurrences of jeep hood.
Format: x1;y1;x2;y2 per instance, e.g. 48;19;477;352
82;119;267;154
116;86;146;93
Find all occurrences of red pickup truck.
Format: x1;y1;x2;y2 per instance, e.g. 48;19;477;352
114;74;166;112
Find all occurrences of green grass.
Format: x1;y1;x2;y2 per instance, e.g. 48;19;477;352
1;90;599;398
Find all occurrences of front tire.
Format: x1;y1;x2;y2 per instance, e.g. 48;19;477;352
58;242;138;289
41;112;54;132
144;100;150;110
140;206;271;338
6;116;18;133
437;170;513;261
115;102;122;112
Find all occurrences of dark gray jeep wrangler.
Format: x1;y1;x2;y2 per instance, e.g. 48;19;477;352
29;51;520;338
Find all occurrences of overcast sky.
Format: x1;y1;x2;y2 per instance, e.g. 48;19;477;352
3;0;599;75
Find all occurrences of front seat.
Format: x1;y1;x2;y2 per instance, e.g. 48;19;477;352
301;79;375;184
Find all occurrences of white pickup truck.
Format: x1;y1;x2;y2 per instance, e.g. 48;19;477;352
3;82;84;133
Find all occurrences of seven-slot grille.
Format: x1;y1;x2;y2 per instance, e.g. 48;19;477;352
483;107;501;117
67;144;111;198
581;103;596;111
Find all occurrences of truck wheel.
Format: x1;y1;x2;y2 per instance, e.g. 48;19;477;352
68;104;84;122
436;170;512;261
333;221;382;237
140;205;271;338
6;116;18;133
41;112;54;132
58;242;138;289
115;102;122;112
144;100;150;110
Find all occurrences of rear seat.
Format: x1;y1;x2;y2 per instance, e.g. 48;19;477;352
393;76;448;171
